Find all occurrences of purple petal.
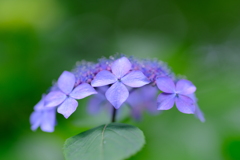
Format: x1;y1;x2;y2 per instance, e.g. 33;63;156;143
157;93;175;110
34;95;45;110
175;95;195;114
58;71;75;94
30;111;42;131
87;86;111;114
57;97;78;118
91;70;117;87
187;93;205;121
187;93;197;103
195;105;205;122
111;57;132;79
87;94;105;114
97;86;109;93
40;109;56;132
121;71;150;87
131;106;143;121
70;83;97;99
156;77;175;93
128;85;159;114
127;90;141;107
105;82;129;109
45;91;66;107
140;85;158;99
176;79;196;95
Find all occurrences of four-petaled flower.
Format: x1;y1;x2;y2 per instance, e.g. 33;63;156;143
91;57;150;109
156;77;196;114
44;71;97;118
30;95;56;132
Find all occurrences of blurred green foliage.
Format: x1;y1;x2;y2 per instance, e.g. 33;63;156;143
1;0;240;160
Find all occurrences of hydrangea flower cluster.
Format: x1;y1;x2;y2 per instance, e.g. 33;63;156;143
30;55;204;132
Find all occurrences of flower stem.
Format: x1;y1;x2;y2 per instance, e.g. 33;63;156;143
111;107;117;123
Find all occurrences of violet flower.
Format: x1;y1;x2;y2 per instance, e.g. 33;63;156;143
45;71;97;118
156;77;196;114
91;57;150;109
127;85;160;120
87;86;112;115
30;95;56;132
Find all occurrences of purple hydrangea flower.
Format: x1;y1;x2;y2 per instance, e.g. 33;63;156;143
127;85;160;120
156;77;197;114
30;95;56;132
91;57;150;109
44;71;97;118
31;54;204;132
87;86;112;115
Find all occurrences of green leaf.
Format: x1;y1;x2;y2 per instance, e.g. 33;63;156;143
63;123;145;160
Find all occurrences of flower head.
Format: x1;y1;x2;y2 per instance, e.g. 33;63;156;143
156;77;197;114
91;57;150;109
31;54;204;132
44;71;97;118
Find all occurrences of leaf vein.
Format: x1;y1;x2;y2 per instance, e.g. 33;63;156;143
106;128;136;144
100;124;108;160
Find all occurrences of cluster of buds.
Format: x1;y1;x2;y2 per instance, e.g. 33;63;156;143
30;55;204;132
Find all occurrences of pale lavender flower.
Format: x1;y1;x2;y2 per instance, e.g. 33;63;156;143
87;86;112;115
30;95;56;132
44;71;97;118
91;57;150;109
127;85;160;120
156;77;196;114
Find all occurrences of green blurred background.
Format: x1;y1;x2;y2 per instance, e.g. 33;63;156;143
1;0;240;159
